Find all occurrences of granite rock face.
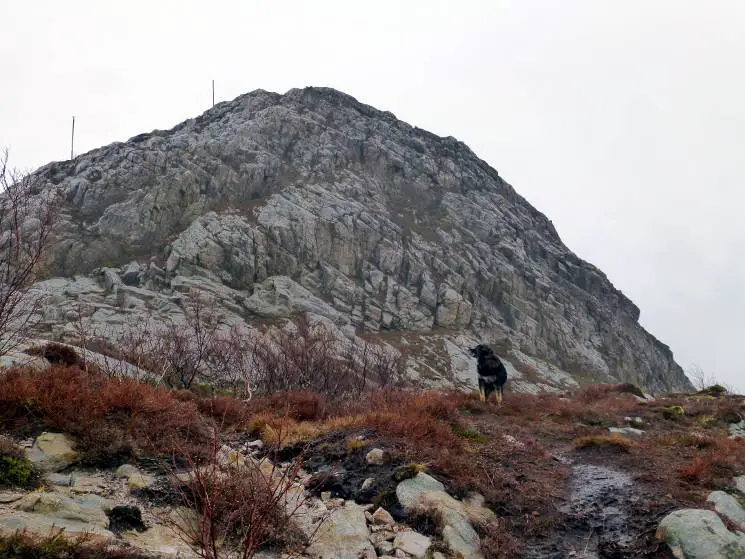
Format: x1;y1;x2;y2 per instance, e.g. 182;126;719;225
22;86;690;392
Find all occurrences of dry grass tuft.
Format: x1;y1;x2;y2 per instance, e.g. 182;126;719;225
573;434;635;452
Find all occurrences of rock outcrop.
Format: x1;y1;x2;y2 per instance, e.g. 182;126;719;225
657;476;745;558
20;86;690;392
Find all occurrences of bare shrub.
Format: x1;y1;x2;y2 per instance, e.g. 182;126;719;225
204;323;255;400
156;291;225;390
0;148;58;355
248;316;406;399
163;429;322;559
686;363;736;394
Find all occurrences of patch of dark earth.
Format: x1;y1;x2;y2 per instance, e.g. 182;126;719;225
523;450;676;559
262;429;423;522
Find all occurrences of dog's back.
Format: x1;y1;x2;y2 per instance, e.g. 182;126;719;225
477;351;507;387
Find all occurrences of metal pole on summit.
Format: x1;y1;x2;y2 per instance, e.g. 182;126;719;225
212;80;215;107
71;116;75;160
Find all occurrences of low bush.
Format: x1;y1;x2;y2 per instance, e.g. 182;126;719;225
679;437;745;487
0;365;212;465
26;342;81;367
0;438;37;488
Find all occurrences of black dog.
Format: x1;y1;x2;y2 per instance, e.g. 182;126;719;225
469;344;508;404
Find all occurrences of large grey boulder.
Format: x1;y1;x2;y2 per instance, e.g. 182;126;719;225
304;502;375;559
0;511;115;541
15;492;111;527
657;508;745;558
396;473;486;559
26;432;79;473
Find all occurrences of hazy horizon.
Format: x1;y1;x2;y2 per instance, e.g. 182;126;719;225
2;1;744;392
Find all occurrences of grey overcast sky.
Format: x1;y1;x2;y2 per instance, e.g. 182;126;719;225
1;1;743;391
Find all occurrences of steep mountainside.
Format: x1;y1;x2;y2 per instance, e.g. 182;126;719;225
24;87;691;392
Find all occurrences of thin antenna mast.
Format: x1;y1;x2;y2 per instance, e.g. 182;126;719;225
71;116;75;160
212;80;215;107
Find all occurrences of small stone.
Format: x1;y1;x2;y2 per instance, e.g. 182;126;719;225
46;473;75;487
369;530;396;545
609;427;645;437
372;506;395;525
114;464;153;491
247;439;264;450
432;553;447;559
366;448;387;465
321;491;333;503
625;416;645;428
365;511;374;523
394;530;431;558
361;477;375;491
378;541;395;554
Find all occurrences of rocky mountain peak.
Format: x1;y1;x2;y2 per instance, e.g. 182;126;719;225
23;86;691;393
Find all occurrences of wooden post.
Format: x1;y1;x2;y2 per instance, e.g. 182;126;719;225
71;116;75;160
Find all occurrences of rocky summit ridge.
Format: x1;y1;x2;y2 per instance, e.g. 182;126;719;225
22;86;690;393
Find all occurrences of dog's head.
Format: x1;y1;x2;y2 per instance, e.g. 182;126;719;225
469;344;494;359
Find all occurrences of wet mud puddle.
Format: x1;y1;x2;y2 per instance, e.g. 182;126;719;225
524;456;638;559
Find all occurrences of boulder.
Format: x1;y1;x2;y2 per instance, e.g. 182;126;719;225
734;476;745;496
0;510;115;541
304;501;375;559
396;472;445;508
26;432;79;473
393;531;431;558
15;492;111;527
729;421;745;440
121;262;144;286
396;472;485;558
657;508;745;558
0;491;25;504
707;491;745;531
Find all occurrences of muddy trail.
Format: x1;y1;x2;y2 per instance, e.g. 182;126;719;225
464;409;680;559
522;453;675;559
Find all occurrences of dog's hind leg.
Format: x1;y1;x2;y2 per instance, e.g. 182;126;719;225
478;379;486;402
495;386;503;405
